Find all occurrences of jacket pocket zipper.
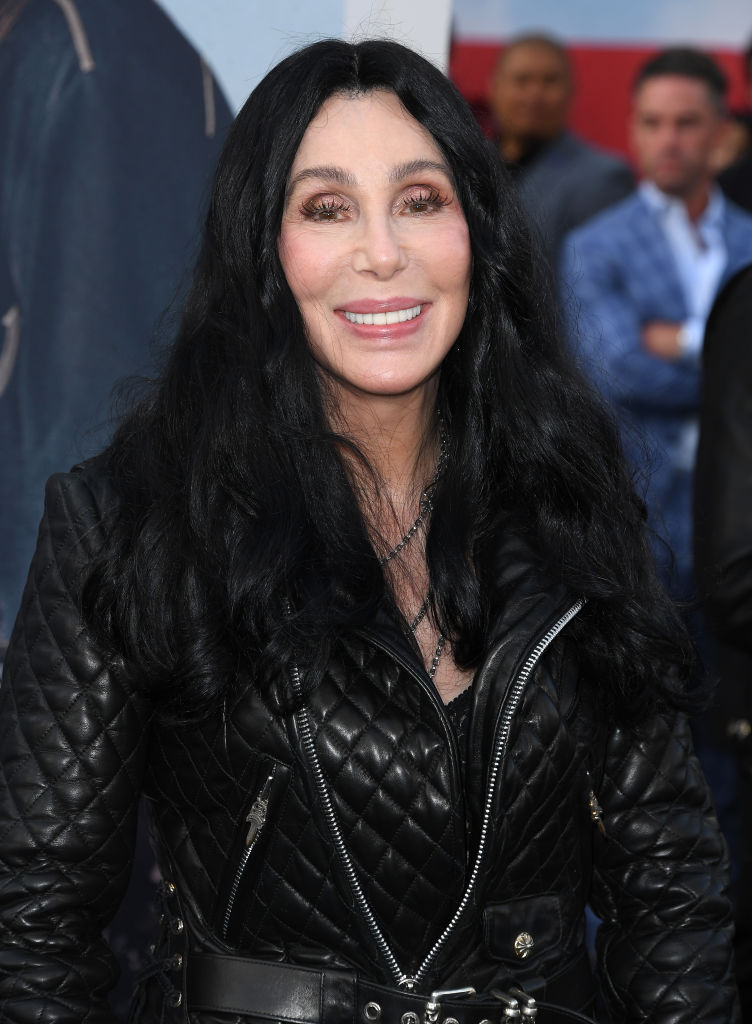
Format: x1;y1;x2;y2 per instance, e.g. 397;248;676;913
221;768;276;939
585;770;606;837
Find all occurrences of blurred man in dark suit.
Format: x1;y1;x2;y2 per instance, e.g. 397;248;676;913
489;33;634;270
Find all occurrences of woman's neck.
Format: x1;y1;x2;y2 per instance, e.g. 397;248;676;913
328;384;439;506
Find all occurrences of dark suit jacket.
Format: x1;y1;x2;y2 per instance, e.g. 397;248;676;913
718;153;752;215
694;267;752;997
516;131;634;268
695;263;752;659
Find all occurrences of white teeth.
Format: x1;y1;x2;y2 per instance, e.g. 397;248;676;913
343;304;422;325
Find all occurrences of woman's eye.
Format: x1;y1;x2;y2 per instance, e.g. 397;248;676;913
401;189;447;214
301;198;350;222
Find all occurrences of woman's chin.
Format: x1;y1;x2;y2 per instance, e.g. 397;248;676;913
320;363;441;403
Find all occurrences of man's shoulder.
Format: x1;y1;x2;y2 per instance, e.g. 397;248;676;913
554;132;631;177
566;191;647;249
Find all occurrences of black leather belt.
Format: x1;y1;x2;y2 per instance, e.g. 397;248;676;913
186;952;597;1024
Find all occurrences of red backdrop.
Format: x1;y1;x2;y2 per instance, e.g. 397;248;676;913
449;41;750;163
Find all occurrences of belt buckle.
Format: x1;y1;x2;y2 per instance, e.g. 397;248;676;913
423;986;476;1024
490;987;537;1021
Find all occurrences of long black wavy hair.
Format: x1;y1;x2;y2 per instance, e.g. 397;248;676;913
83;38;691;719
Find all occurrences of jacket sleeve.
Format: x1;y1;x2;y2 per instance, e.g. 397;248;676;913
559;232;701;415
590;710;739;1022
0;471;152;1023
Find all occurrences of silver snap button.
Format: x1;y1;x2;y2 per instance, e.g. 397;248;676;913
170;916;184;934
364;1003;382;1022
478;1019;493;1024
513;931;534;959
445;1017;460;1024
401;1014;419;1024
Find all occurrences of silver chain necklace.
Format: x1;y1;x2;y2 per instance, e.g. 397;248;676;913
379;417;448;680
378;420;448;567
408;594;430;632
426;633;445;680
408;592;445;680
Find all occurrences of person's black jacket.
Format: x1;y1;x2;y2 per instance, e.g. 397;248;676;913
694;261;752;1024
0;465;739;1022
695;263;752;660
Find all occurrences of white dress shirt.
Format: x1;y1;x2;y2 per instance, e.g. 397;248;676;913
640;180;728;358
640;181;728;469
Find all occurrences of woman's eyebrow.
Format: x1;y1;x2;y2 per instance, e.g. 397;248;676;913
286;158;452;200
286;165;356;199
388;159;452;183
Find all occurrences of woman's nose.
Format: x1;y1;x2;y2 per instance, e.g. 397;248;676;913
351;213;407;277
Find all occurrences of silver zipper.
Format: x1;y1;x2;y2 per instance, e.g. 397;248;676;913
585;770;607;837
292;661;411;986
410;598;584;986
221;769;276;939
292;598;584;989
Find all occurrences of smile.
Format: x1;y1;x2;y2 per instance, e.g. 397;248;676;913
343;304;422;326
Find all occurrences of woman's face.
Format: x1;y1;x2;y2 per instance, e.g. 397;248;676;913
279;90;471;403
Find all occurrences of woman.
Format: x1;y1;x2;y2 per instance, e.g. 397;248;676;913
0;38;738;1023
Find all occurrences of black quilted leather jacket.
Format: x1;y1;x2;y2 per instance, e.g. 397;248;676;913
0;468;739;1022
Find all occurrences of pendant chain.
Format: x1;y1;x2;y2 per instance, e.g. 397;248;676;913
408;592;445;680
378;420;448;567
379;417;448;681
408;594;430;633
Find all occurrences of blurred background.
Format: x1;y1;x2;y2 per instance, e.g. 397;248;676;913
449;0;750;156
158;0;751;157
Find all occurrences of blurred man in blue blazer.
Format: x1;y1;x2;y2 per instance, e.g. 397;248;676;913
562;48;752;959
561;48;752;603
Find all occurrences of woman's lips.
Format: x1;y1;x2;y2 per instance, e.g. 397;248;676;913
343;303;421;326
335;298;428;335
335;302;428;336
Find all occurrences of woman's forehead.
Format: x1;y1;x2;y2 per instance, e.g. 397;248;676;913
288;90;447;177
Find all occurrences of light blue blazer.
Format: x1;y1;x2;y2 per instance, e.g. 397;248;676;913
561;190;752;597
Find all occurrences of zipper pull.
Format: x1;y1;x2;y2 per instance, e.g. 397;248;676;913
588;789;606;837
245;773;274;847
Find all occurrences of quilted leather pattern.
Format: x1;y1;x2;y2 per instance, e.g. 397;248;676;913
593;714;738;1021
0;471;151;1022
0;467;740;1023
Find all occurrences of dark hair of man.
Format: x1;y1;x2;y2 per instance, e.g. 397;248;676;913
83;38;690;720
633;47;728;111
